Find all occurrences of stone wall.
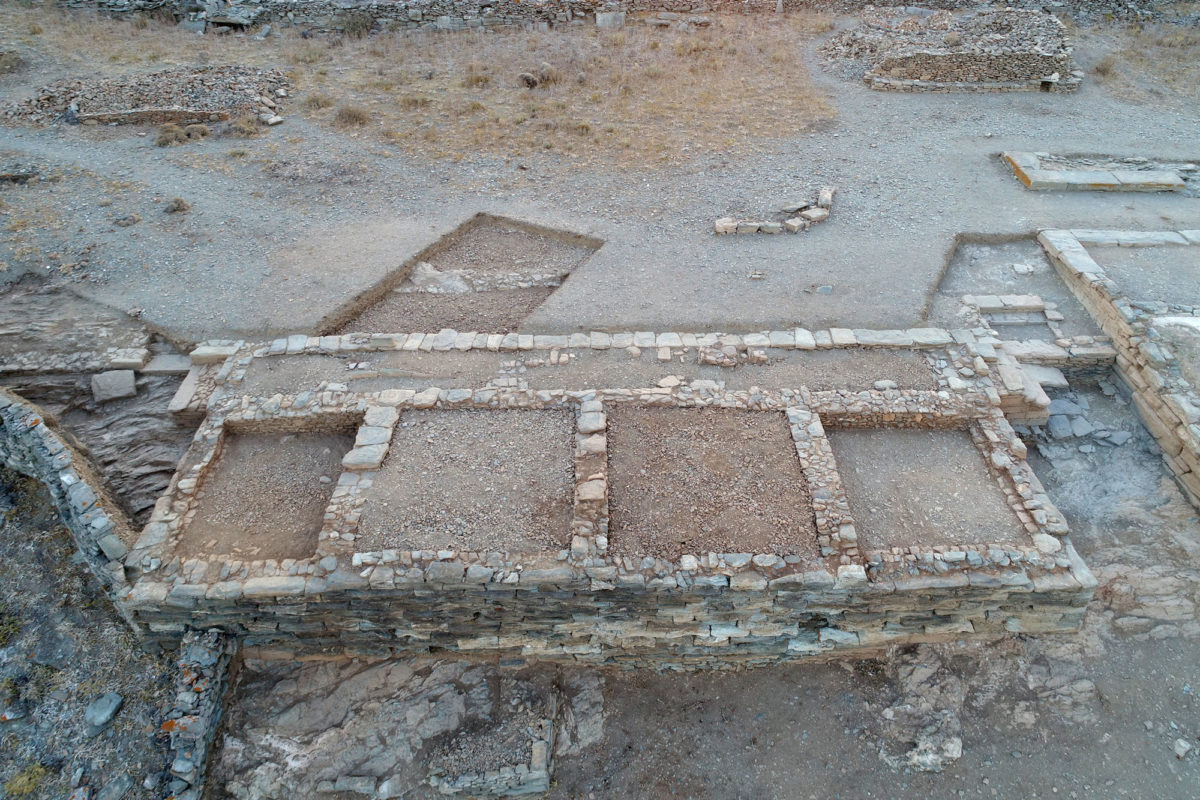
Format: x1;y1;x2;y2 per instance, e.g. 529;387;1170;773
77;0;777;32
127;553;1094;668
160;629;238;800
118;327;1096;667
1040;229;1200;508
0;388;139;615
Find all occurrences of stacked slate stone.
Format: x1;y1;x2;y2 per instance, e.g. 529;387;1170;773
161;629;238;800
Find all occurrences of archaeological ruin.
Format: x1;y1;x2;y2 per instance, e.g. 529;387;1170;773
1;0;1198;797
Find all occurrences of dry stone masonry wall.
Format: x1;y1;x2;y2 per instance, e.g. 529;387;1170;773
0;389;137;606
117;327;1096;668
825;7;1080;92
1040;228;1200;507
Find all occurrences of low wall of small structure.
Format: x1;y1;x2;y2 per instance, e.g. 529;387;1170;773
75;0;795;32
119;328;1095;667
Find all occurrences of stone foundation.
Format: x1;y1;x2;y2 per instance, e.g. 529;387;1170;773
117;327;1095;667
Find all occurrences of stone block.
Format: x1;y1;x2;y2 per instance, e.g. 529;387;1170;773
92;370;137;403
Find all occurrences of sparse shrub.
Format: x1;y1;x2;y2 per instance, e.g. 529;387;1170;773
229;117;262;138
338;11;374;39
0;605;18;646
289;44;328;65
165;197;190;213
398;95;432;110
1094;54;1117;78
463;62;491;88
302;93;336;110
536;61;561;86
154;123;187;147
227;148;249;158
27;22;42;35
4;764;46;797
333;104;370;127
184;123;209;139
0;52;23;74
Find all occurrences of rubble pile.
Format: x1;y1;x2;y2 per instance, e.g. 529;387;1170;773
4;65;291;126
823;7;1080;92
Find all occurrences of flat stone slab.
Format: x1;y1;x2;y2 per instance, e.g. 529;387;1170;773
91;370;137;403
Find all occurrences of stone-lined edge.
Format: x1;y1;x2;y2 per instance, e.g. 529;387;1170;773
427;718;553;798
1039;227;1200;506
869;75;1081;93
0;388;138;618
1004;152;1187;192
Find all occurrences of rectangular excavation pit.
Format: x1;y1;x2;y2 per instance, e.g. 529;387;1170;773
354;409;576;553
319;214;603;336
178;416;359;561
605;406;819;561
824;425;1030;552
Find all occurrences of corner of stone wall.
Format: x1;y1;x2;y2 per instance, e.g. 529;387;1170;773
0;387;145;634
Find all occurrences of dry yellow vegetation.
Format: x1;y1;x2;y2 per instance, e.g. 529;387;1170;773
1082;16;1200;108
0;2;835;166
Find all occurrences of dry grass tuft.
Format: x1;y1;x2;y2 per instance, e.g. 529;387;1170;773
184;123;209;139
1086;21;1200;107
155;123;187;147
228;116;262;138
301;92;336;110
333;104;370;127
0;4;835;166
165;197;190;213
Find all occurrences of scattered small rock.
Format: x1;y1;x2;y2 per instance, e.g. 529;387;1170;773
113;214;140;227
85;692;124;734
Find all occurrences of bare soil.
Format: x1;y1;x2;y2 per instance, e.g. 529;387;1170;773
606;407;818;560
336;286;558;335
0;471;172;799
827;427;1028;550
356;409;574;553
927;238;1104;340
425;217;597;276
182;431;352;560
1088;244;1200;308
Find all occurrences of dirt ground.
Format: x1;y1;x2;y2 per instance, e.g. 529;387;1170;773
827;427;1029;550
424;217;598;277
183;430;352;560
356;409;575;553
338;286;559;334
0;472;173;800
606;407;818;560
